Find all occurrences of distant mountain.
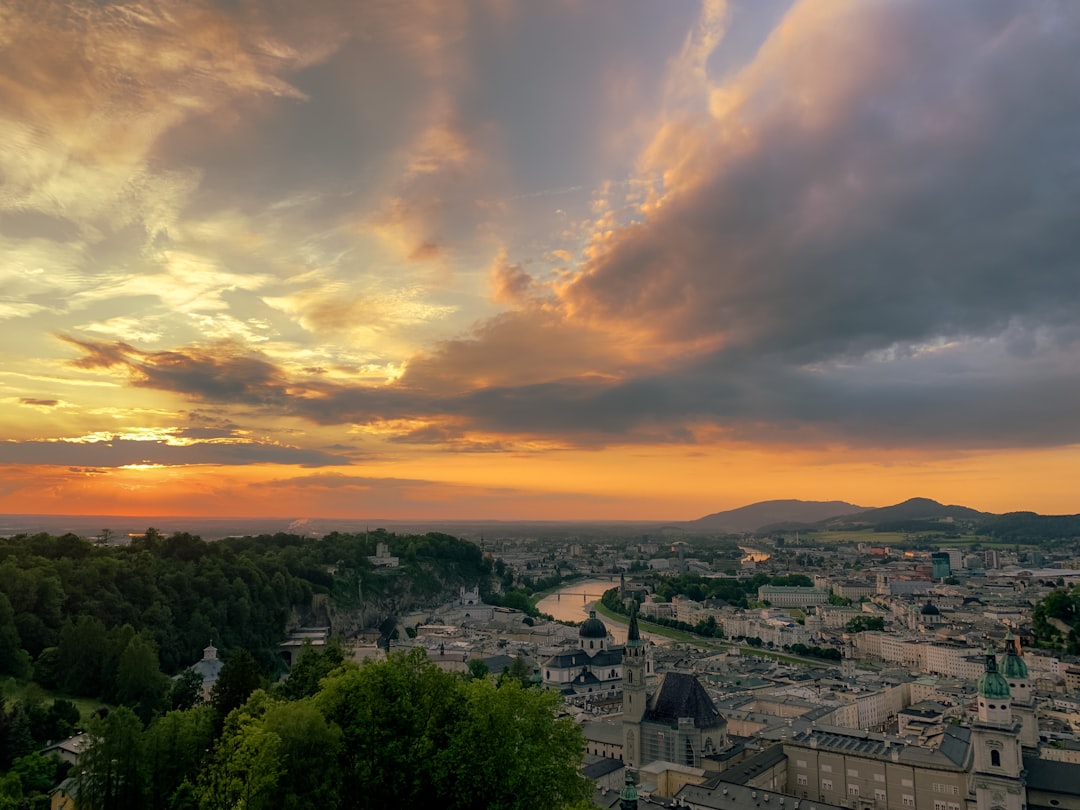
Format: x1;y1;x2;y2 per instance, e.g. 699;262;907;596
818;497;988;530
685;500;869;533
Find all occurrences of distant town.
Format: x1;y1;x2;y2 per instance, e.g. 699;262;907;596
4;496;1080;809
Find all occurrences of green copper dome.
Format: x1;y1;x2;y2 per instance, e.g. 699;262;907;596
1001;633;1029;680
619;772;638;810
978;646;1010;699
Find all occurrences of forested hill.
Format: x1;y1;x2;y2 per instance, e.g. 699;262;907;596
0;528;491;686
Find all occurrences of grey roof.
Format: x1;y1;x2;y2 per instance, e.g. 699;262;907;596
572;669;602;686
582;756;624;780
711;745;787;786
646;672;725;730
582;717;624;745
787;724;971;771
678;779;847;810
543;647;623;669
1024;756;1080;797
187;657;223;682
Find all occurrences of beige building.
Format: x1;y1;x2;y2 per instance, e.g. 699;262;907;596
671;641;1076;810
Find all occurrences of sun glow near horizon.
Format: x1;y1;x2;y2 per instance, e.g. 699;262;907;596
2;1;1079;519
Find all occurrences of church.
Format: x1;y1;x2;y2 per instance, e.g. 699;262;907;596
542;610;627;701
621;606;728;770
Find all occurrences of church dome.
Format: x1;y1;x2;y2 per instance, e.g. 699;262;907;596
920;601;940;616
579;610;608;639
977;646;1010;699
1001;633;1029;679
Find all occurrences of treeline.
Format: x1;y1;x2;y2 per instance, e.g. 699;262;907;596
0;528;495;807
978;512;1080;544
651;572;813;606
6;647;589;810
0;529;490;725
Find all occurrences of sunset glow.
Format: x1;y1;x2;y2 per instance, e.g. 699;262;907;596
2;1;1079;520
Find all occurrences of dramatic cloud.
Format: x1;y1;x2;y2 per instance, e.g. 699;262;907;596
4;0;1080;518
0;436;345;468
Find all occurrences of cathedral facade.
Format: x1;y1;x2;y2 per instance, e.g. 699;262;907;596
622;606;727;770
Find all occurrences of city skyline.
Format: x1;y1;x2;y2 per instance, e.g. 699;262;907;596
2;1;1079;520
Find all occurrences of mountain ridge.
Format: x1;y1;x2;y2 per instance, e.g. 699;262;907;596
685;499;870;533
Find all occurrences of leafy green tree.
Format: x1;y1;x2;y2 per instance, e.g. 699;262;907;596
315;650;464;808
466;659;490;680
845;616;885;633
0;772;22;810
198;693;283;810
275;639;345;700
260;699;343;810
0;593;30;678
79;706;146;810
0;702;35;769
210;650;265;728
57;615;108;696
10;751;60;794
144;706;215;810
115;632;170;722
46;698;81;741
315;649;588;810
171;669;205;711
500;654;533;688
433;678;590;810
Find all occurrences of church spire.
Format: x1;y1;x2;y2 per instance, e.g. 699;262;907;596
627;602;642;646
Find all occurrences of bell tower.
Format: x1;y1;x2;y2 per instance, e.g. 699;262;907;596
1000;631;1038;749
972;644;1024;810
622;604;647;769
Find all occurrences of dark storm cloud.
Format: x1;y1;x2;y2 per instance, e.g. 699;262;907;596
570;3;1080;362
54;2;1080;453
60;336;295;406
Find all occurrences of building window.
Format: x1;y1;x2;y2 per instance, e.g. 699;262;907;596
903;796;914;807
902;779;913;788
849;785;859;797
991;750;1001;767
821;764;833;773
875;790;887;802
935;801;947;810
847;769;859;777
822;780;833;791
797;760;807;768
875;774;886;783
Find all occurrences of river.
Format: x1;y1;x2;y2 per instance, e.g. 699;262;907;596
535;579;638;642
740;546;770;562
534;579;662;645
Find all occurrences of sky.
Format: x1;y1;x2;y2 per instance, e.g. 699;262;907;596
2;0;1079;521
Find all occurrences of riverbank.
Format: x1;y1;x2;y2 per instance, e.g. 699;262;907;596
593;602;831;668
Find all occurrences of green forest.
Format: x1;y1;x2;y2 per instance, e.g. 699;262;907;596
1032;583;1080;653
0;529;512;808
